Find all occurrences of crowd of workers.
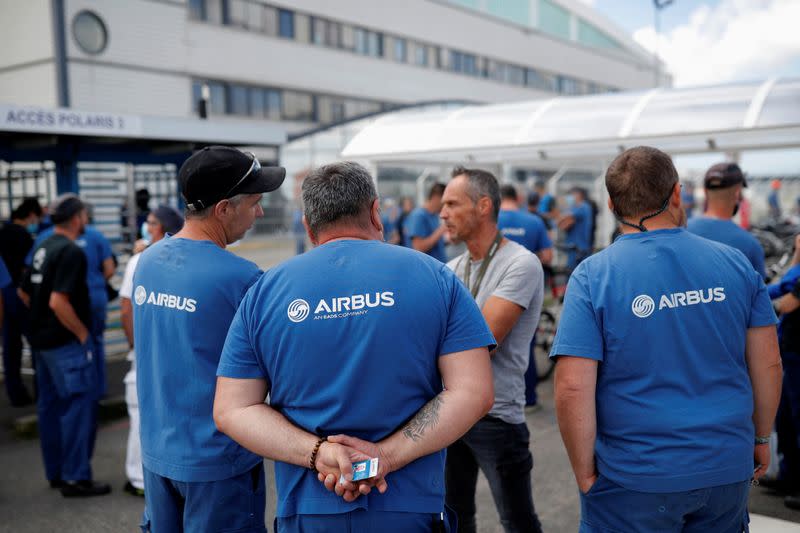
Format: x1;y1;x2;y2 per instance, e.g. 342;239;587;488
0;144;798;532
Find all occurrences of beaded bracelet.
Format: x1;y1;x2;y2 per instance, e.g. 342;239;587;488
309;436;327;472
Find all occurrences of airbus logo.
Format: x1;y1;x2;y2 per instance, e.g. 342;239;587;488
134;285;147;306
631;288;726;318
631;295;655;318
287;299;310;323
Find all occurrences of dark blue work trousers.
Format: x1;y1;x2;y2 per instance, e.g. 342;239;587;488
2;285;30;403
35;341;96;482
777;350;800;486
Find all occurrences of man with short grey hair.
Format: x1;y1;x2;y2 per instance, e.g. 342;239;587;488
214;160;496;532
441;166;544;533
133;146;285;532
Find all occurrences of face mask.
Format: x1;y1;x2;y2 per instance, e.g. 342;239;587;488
141;221;152;244
26;223;38;234
565;194;576;208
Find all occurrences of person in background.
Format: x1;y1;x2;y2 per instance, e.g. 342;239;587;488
121;188;152;242
498;184;553;410
769;179;783;220
381;198;401;244
766;235;800;511
19;194;111;497
687;163;767;280
534;181;556;229
404;183;447;262
30;207;116;406
292;207;306;255
681;181;696;219
552;146;781;532
119;205;184;498
0;198;42;406
739;190;752;230
558;186;594;269
396;196;414;247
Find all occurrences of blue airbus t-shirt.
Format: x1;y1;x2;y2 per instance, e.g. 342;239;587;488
687;216;766;279
550;229;776;493
29;226;113;309
218;240;495;517
497;209;552;254
133;237;263;482
404;207;446;262
565;202;593;267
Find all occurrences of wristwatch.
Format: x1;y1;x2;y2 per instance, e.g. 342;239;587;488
755;435;770;445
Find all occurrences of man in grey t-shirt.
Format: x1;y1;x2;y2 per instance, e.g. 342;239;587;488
441;166;544;533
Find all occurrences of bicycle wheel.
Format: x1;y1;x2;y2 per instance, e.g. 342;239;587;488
535;309;557;380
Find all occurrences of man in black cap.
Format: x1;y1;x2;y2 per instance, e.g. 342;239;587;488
132;146;284;532
687;162;767;279
19;193;111;497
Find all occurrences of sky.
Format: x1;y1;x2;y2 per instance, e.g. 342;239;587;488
575;0;800;176
579;0;800;87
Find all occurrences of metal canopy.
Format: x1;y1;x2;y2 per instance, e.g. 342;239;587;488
341;78;800;165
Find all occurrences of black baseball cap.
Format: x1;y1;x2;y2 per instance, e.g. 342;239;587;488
178;146;285;211
50;193;86;224
704;162;747;189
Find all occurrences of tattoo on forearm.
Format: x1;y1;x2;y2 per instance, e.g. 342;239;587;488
402;395;443;442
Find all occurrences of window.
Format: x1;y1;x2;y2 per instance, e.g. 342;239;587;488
205;0;224;24
249;87;265;118
317;96;346;124
413;43;428;66
506;64;525;85
539;0;570;40
229;85;249;115
283;91;315;122
188;0;205;20
294;13;310;42
265;89;282;120
557;76;581;95
261;6;278;35
355;28;383;57
526;68;552;91
341;25;355;50
208;82;226;115
227;0;249;29
311;17;325;45
393;37;407;63
72;10;108;55
278;9;294;38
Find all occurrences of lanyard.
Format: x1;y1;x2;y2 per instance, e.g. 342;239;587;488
462;232;503;299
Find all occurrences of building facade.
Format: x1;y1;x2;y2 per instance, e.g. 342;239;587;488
1;0;668;136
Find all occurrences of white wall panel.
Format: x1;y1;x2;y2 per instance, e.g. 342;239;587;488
0;0;54;68
0;63;58;106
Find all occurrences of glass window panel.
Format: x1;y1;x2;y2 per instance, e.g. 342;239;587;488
341;24;355;50
367;31;383;57
486;0;529;25
191;80;203;114
249;87;265;118
429;46;439;68
227;0;248;29
188;0;205;21
539;0;570;40
261;6;278;35
208;82;226;115
354;28;367;54
507;65;525;85
283;91;315;122
464;54;478;76
439;47;450;69
413;42;428;66
266;89;282;120
394;38;407;62
326;21;341;47
278;9;294;38
204;0;223;24
294;13;310;43
229;85;249;115
311;17;325;45
578;19;620;49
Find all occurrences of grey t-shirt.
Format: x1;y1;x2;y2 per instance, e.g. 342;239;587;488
448;240;544;424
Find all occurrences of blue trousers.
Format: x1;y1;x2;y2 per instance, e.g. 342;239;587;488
141;464;267;533
580;475;750;532
35;341;96;481
90;300;107;399
277;509;453;533
2;285;30;403
445;416;542;533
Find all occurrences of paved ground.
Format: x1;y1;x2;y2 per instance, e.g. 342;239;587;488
0;236;799;531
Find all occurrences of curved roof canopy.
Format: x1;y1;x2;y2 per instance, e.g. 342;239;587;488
341;78;800;166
